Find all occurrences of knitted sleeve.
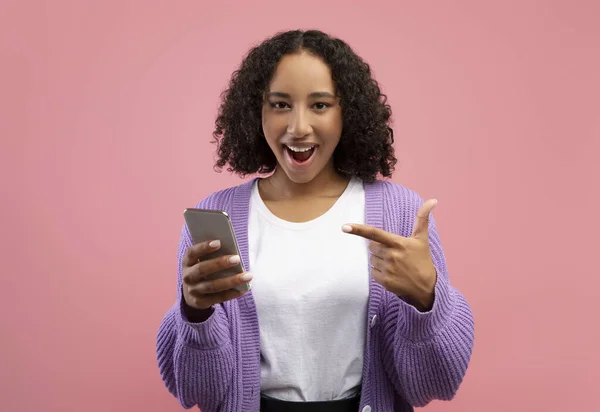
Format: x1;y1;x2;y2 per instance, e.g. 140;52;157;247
380;183;475;407
156;189;237;410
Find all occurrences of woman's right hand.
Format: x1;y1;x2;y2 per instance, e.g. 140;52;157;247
182;240;252;310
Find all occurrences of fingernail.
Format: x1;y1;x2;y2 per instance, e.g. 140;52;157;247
228;255;241;264
209;240;221;248
342;225;353;233
241;272;253;282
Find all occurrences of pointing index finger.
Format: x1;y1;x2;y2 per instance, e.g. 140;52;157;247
342;224;400;247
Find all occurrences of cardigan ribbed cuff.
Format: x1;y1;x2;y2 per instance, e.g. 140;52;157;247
177;301;231;349
396;269;455;341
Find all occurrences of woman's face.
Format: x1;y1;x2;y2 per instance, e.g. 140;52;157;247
262;52;343;184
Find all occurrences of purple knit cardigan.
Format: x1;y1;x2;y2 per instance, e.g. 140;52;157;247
157;178;474;411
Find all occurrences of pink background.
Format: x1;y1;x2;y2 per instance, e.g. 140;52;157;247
1;1;599;411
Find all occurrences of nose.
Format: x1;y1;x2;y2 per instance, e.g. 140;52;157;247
287;107;312;138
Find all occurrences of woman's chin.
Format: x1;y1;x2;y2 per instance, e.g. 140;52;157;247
281;168;318;184
274;162;320;184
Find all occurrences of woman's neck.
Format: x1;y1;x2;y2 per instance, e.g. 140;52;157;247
261;164;350;201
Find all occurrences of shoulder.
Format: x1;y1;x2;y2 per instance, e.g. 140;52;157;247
194;179;255;212
366;179;425;209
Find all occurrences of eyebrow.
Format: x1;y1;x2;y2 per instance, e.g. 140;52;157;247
267;91;336;99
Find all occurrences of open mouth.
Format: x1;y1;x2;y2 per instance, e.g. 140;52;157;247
283;144;317;165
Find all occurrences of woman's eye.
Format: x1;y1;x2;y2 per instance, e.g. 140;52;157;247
313;102;330;110
270;102;289;110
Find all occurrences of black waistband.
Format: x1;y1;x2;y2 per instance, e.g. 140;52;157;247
260;394;360;412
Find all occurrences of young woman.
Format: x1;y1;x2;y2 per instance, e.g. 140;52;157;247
157;30;474;412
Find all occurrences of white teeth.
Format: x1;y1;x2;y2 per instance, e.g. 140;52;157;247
285;145;314;153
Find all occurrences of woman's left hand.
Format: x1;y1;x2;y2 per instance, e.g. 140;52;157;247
342;199;439;312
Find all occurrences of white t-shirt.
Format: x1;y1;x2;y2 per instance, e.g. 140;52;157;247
248;177;370;402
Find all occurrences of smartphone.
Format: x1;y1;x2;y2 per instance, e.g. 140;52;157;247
183;208;250;292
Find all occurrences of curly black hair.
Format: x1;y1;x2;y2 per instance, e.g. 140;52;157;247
212;29;396;183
